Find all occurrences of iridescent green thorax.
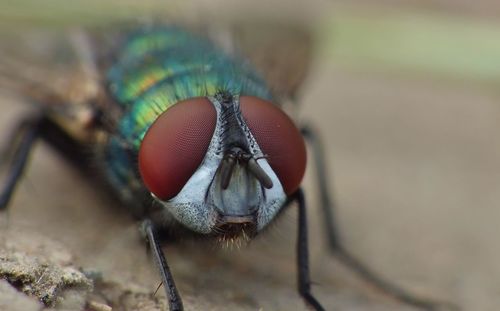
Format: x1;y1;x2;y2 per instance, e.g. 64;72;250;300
107;27;272;150
104;27;273;203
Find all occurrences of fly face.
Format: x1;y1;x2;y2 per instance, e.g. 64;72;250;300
139;91;307;240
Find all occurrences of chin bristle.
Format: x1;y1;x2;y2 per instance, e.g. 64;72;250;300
217;229;251;250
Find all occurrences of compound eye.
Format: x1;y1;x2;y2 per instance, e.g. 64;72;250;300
139;97;216;200
240;96;306;195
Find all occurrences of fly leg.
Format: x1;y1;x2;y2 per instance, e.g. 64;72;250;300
0;116;43;210
142;219;184;311
291;188;325;311
0;114;91;211
300;125;457;311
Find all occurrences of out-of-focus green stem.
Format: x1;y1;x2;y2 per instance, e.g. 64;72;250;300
321;8;500;85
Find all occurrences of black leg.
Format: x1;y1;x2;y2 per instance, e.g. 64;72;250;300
293;188;325;311
300;126;340;249
301;125;458;311
0;116;42;210
0;114;93;211
143;219;184;311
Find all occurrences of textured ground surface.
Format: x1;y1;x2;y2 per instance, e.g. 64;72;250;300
1;2;500;311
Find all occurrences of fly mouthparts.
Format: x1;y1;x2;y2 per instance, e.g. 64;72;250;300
214;213;258;240
218;150;273;190
217;214;255;225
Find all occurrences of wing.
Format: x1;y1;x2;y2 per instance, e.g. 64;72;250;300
0;30;98;107
0;29;106;139
198;19;314;102
0;26;133;144
229;21;313;100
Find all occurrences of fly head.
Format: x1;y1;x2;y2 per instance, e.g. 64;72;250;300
138;91;306;242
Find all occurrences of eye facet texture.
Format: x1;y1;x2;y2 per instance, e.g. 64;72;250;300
240;96;306;195
139;97;217;200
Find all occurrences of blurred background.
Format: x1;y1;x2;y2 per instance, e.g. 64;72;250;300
0;1;499;310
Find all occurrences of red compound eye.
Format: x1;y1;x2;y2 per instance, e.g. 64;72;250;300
240;96;306;195
139;97;216;200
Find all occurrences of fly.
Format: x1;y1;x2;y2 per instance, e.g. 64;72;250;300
0;23;456;311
